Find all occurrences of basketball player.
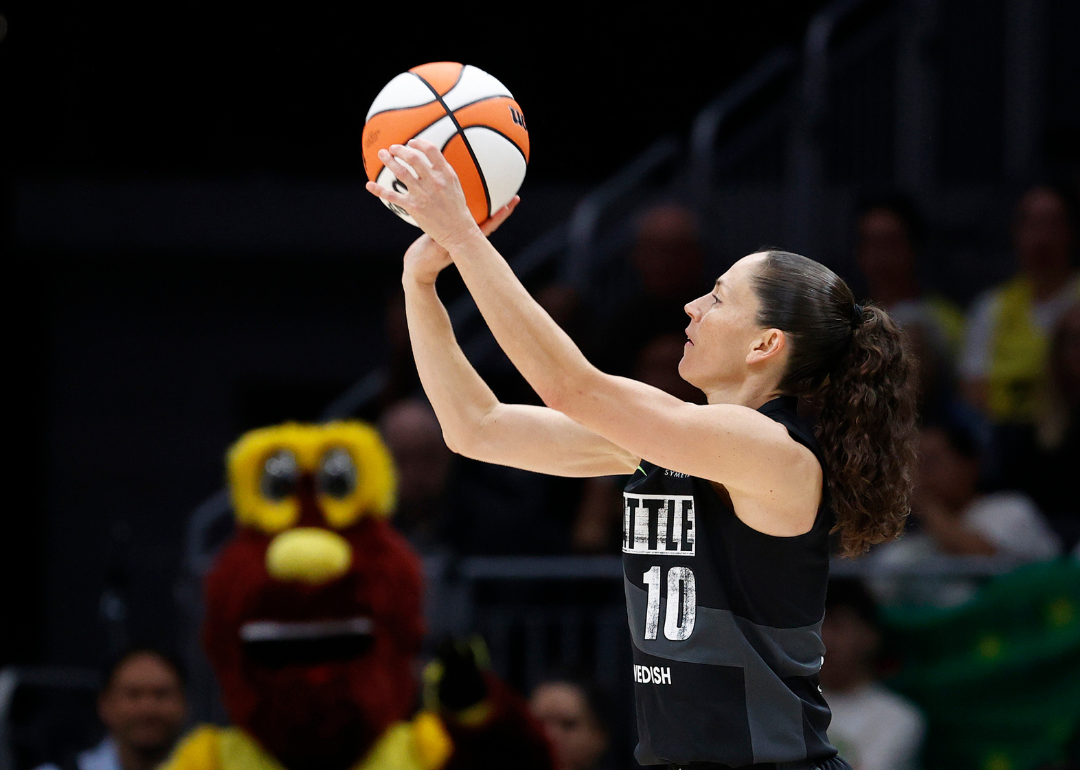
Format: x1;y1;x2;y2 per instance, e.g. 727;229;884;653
366;140;917;770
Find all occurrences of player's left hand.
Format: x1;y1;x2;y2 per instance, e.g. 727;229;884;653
366;138;486;252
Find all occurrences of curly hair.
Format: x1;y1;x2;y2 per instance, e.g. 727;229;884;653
752;250;918;556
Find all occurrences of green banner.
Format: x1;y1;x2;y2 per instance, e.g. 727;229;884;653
881;559;1080;770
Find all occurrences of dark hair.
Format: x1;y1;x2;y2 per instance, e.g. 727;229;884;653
752;250;918;556
102;646;187;692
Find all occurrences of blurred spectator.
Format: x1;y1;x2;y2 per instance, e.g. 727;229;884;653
995;302;1080;549
855;194;965;351
853;195;966;423
959;184;1080;424
529;676;612;770
570;332;703;553
379;398;455;553
590;203;706;377
869;422;1061;607
820;579;925;770
35;648;187;770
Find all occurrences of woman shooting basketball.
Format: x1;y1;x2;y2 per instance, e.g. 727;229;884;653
366;139;917;770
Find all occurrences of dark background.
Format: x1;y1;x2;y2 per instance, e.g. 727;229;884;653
3;2;834;181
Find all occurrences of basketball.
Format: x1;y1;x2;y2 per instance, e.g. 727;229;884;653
362;62;529;226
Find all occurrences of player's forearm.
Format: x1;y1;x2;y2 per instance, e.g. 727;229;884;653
402;275;500;455
445;229;599;414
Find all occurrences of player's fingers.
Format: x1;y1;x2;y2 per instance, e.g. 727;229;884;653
388;144;432;177
378;149;420;186
480;196;520;236
365;181;408;208
408;138;452;173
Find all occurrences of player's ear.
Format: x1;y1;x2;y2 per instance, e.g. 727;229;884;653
746;328;785;365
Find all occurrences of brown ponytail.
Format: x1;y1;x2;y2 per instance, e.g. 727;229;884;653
752;251;918;556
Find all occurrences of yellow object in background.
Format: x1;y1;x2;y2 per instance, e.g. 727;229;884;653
163;714;453;770
265;527;353;585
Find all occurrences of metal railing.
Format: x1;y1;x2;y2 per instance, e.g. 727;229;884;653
562;136;681;296
786;0;888;257
689;47;797;197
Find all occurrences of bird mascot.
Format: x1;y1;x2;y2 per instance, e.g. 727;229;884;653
164;421;552;770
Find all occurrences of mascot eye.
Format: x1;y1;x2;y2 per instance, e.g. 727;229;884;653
260;450;299;501
318;447;357;499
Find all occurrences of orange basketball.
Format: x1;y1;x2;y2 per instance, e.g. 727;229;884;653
363;62;530;226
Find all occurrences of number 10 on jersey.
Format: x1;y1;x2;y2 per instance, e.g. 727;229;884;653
643;566;697;641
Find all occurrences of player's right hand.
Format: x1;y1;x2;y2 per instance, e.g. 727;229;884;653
401;196;519;286
402;233;453;286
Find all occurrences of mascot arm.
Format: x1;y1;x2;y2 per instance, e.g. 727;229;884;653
424;640;553;770
439;674;553;770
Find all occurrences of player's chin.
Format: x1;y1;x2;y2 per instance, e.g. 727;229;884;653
676;356;695;386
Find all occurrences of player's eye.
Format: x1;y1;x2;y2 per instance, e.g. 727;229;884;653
318;447;357;499
260;450;299;501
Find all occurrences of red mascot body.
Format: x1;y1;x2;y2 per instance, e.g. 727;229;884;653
164;422;552;770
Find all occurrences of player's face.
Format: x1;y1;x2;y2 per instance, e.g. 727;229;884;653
679;253;768;393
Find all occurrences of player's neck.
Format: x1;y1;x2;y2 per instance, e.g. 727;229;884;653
704;379;784;410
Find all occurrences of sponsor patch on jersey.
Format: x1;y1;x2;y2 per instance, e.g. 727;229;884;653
633;664;672;684
622;493;695;556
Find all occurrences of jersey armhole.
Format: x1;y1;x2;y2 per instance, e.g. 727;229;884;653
729;415;830;539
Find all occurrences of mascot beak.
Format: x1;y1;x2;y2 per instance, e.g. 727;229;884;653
265;528;353;585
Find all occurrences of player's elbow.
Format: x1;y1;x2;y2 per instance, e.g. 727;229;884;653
441;424;476;458
440;408;495;460
539;371;598;420
441;427;464;456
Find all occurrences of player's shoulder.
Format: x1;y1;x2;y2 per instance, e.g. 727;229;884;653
698;400;801;438
700;401;817;468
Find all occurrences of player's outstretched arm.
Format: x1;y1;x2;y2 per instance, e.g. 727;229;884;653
368;140;819;535
401;219;639;478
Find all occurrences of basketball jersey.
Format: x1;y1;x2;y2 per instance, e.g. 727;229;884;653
622;396;836;767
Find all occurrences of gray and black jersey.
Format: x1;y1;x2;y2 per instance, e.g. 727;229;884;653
622;395;837;767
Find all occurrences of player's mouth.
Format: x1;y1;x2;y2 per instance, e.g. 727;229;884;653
685;329;694;346
240;617;374;667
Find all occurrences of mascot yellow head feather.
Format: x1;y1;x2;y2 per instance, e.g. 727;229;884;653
227;421;397;534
